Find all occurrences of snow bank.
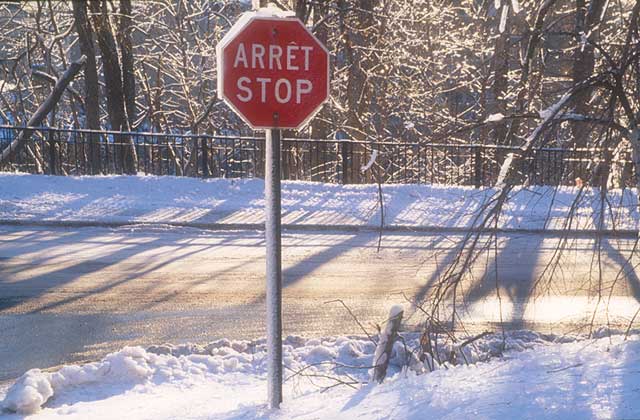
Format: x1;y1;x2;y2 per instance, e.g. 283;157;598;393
0;337;368;415
2;370;53;414
4;331;640;419
3;331;640;418
1;173;638;230
2;347;157;414
0;331;559;415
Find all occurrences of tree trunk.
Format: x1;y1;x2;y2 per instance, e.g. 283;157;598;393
571;0;606;147
119;0;136;129
338;0;377;183
90;0;137;174
503;0;559;148
307;1;330;180
72;0;101;174
293;0;308;21
489;31;509;145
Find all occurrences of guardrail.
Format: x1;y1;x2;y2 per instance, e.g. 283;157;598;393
0;125;631;187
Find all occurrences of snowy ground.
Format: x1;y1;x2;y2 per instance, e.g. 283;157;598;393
1;173;638;230
3;174;640;418
2;330;640;419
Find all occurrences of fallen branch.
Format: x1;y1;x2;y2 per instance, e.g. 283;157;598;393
457;331;493;349
284;361;367;392
546;363;583;373
325;299;377;345
0;56;86;165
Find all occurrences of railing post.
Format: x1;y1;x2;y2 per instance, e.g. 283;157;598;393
118;132;124;174
474;145;482;188
341;141;349;184
200;136;209;178
281;140;288;180
89;131;98;175
48;128;57;175
134;133;140;174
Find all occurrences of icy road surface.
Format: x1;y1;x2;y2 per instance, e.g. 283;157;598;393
1;224;639;381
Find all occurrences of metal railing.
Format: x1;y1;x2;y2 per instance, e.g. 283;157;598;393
0;125;632;187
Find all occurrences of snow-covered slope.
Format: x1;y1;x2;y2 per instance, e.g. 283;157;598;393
1;331;640;419
1;173;637;230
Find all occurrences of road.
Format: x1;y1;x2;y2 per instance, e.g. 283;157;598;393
1;224;639;381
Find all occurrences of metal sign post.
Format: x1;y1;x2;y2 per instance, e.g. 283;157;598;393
265;126;282;408
216;9;329;410
254;0;283;409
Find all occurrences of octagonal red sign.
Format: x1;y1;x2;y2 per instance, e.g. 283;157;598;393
217;13;330;130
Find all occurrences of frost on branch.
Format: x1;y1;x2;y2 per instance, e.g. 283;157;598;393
495;91;573;188
485;113;505;123
499;5;509;33
511;0;521;14
360;150;379;173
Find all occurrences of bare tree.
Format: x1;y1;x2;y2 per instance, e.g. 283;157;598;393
72;0;101;173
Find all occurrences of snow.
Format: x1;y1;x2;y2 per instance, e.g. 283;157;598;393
499;4;509;33
360;149;378;173
496;92;574;188
485;112;505;123
2;371;53;414
1;173;638;231
2;331;640;419
495;151;514;187
538;92;572;121
371;305;404;382
388;304;404;319
580;31;589;52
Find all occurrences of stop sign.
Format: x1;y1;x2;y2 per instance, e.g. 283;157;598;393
217;13;330;130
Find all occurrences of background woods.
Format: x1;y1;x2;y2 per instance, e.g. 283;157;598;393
0;0;639;185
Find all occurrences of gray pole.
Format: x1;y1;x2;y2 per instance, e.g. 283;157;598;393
250;0;282;409
265;127;283;409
